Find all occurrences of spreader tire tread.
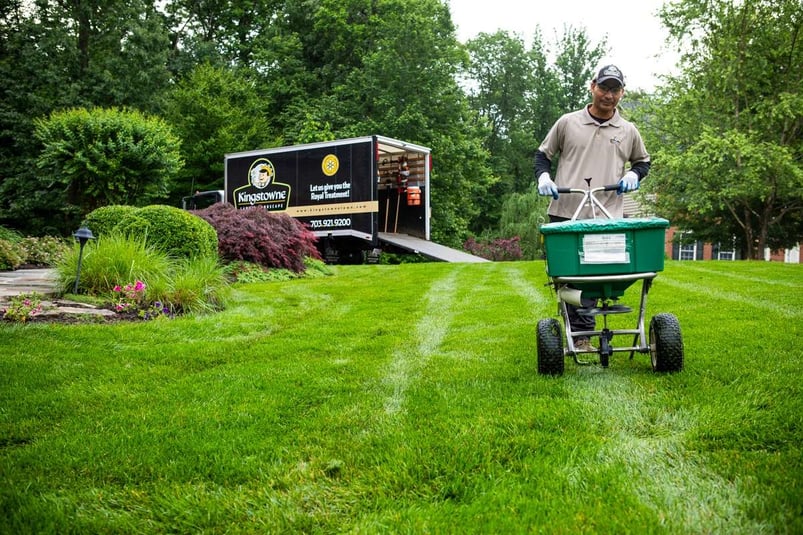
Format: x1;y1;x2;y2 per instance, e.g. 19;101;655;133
650;313;684;372
537;318;564;376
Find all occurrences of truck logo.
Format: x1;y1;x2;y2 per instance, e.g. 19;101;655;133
322;154;339;176
233;158;291;211
251;161;275;188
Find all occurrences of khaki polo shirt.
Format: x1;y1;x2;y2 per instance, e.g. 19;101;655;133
538;106;650;219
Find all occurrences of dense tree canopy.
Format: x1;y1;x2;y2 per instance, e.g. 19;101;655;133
0;0;610;243
638;0;803;259
161;64;279;204
0;0;173;234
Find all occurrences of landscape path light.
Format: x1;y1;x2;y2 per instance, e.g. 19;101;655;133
72;226;95;294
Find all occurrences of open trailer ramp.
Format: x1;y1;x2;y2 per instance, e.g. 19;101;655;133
378;232;490;263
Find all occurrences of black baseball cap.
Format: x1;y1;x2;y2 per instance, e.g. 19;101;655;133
595;65;625;87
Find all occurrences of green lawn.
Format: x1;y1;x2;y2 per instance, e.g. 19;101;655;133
1;260;801;533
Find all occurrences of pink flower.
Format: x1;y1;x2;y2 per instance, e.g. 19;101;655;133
113;285;122;292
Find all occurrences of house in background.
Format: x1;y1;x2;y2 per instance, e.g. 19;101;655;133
766;245;801;263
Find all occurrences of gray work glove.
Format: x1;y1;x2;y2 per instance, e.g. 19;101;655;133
617;171;639;194
537;172;559;199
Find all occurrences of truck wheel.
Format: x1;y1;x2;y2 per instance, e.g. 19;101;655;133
537;318;564;376
649;313;684;372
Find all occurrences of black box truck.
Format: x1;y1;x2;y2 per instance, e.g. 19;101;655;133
183;135;487;263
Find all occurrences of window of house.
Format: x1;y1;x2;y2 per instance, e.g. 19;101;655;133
715;237;737;260
679;231;696;260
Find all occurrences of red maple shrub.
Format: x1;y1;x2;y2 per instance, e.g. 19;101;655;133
194;204;320;273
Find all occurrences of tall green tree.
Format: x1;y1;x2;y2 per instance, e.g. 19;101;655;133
465;31;532;154
162;0;283;73
464;31;532;202
551;26;605;114
162;64;279;203
640;0;803;259
0;0;498;247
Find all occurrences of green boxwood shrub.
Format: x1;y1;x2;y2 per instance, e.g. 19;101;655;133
115;205;218;259
82;205;139;237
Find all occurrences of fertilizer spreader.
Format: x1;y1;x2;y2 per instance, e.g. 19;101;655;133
536;182;684;376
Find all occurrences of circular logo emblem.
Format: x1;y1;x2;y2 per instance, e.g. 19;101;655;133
322;154;339;176
250;159;276;189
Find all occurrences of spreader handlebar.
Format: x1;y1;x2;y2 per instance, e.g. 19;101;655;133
552;184;622;220
557;184;620;195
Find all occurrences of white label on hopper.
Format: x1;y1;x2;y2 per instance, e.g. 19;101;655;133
581;233;629;264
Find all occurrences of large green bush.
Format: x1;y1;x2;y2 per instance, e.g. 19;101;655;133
32;107;183;234
115;205;218;259
82;205;139;237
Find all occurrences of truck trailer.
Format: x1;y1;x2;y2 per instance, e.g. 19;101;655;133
183;135;487;264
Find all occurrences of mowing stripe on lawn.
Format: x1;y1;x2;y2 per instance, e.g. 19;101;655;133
673;263;802;288
571;371;764;533
382;266;462;416
506;258;768;533
510;264;761;532
658;277;803;319
502;263;551;311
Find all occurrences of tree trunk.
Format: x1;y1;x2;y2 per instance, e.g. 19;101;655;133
756;195;775;261
76;2;91;74
743;206;757;260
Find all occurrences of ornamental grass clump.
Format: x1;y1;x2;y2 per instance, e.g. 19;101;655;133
57;232;171;296
56;233;229;316
165;255;230;314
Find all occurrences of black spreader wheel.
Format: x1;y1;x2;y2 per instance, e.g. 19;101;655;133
649;313;684;372
537;318;564;376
